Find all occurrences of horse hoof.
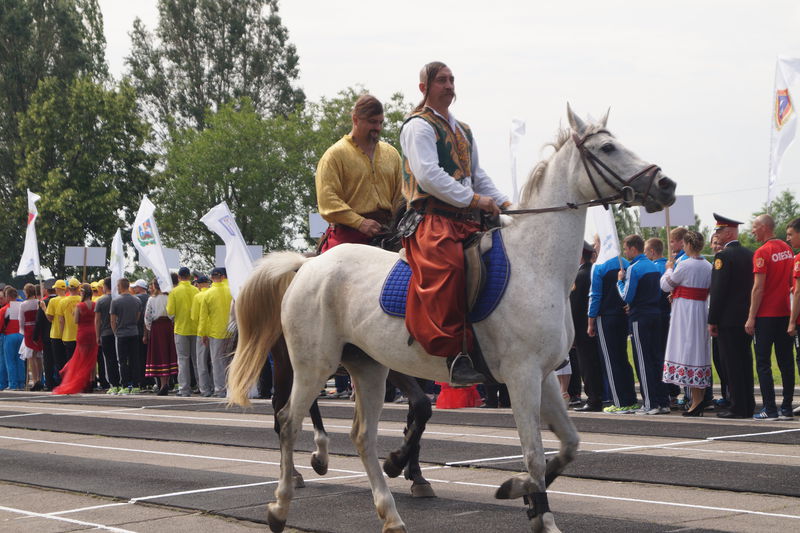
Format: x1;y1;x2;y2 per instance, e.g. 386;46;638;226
293;472;305;489
410;482;436;498
311;453;328;476
382;524;408;533
267;508;286;532
495;479;514;499
382;457;403;479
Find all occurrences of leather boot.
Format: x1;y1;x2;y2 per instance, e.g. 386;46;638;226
446;353;487;387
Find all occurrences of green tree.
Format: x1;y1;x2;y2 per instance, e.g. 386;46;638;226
126;0;304;137
156;88;411;268
0;0;107;280
16;77;155;277
739;190;800;250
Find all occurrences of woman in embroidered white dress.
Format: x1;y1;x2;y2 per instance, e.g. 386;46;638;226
660;231;713;417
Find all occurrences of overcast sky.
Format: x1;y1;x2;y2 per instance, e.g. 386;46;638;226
99;0;800;232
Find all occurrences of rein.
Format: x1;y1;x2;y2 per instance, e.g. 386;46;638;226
503;129;659;216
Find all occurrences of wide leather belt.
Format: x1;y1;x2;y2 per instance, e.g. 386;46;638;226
413;198;481;222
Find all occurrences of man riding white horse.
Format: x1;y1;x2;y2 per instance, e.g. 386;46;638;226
401;60;511;386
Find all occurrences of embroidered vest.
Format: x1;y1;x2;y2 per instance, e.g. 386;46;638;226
401;107;473;205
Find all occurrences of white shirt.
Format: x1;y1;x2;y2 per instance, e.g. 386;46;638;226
400;107;509;208
144;294;171;330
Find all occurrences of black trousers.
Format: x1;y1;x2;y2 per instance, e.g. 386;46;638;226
101;335;120;388
51;338;66;375
717;326;755;417
41;335;55;388
483;383;510;407
754;316;795;414
116;335;138;388
63;341;76;363
711;337;728;400
567;346;582;398
575;333;603;406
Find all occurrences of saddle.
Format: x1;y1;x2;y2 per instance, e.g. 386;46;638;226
381;229;510;324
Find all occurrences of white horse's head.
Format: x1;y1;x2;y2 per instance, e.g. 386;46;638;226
564;104;676;213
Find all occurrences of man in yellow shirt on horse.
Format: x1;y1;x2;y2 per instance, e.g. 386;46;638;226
315;94;403;251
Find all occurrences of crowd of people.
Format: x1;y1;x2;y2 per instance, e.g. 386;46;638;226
571;213;799;420
0;266;237;398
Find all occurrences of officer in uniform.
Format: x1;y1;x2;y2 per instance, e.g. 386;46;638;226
708;213;756;418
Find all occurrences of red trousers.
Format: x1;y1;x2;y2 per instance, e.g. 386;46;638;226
319;224;370;253
402;214;479;358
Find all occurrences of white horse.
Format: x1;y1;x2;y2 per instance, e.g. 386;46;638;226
228;106;676;533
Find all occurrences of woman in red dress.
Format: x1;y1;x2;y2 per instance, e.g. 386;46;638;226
53;284;96;395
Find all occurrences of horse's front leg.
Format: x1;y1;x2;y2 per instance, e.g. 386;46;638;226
496;367;561;533
540;371;579;487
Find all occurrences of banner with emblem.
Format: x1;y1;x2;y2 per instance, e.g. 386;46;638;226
131;196;173;293
768;56;800;205
15;189;42;278
200;201;254;300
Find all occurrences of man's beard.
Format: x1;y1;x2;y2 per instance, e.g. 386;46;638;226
368;130;380;143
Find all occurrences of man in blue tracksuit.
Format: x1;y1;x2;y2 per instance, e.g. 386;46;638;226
588;248;638;413
618;235;670;415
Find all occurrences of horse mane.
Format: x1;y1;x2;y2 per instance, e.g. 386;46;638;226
518;123;605;206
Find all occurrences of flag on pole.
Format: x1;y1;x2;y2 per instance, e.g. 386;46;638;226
200;201;254;300
509;119;526;204
16;189;42;278
768;56;800;205
589;205;620;265
110;228;125;298
131;196;173;293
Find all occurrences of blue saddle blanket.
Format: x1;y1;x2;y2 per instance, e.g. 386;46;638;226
379;230;510;323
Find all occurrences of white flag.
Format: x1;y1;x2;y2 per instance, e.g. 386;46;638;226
509;119;526;205
16;189;42;277
768;56;800;204
200;201;253;300
589;205;620;266
131;196;173;292
110;228;125;298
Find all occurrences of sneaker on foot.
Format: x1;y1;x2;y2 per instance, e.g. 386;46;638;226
129;387;141;394
778;408;794;421
753;409;778;420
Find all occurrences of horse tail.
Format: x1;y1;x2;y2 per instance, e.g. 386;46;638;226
228;251;310;407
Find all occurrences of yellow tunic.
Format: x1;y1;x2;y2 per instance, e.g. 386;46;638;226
315;134;403;229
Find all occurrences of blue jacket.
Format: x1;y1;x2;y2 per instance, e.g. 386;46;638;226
652;257;671;316
588;256;630;318
617;254;662;319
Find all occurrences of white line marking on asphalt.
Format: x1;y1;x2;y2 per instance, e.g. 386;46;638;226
547;490;800;521
42;502;131;516
0;412;41;419
0;504;137;532
0;435;364;474
129;473;369;502
597;427;800;454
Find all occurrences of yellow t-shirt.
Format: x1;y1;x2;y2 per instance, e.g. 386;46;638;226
315;135;403;229
46;296;63;339
191;288;209;335
167;281;200;336
197;282;232;339
59;295;81;342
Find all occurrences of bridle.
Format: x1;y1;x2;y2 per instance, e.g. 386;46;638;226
503;129;661;216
